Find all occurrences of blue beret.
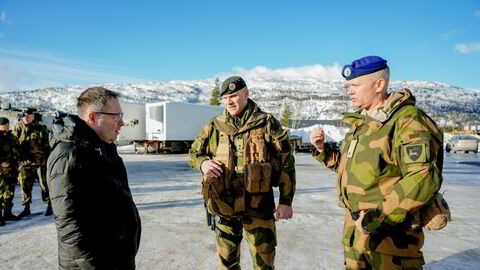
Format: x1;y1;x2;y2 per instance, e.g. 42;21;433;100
342;56;388;80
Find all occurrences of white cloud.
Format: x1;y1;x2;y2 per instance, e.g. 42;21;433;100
0;11;9;24
219;64;343;81
439;29;462;40
453;43;480;54
0;46;148;92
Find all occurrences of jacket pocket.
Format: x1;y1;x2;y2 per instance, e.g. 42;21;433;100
244;162;271;193
421;192;452;230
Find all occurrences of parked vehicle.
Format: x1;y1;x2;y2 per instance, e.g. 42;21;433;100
445;135;479;153
118;101;224;153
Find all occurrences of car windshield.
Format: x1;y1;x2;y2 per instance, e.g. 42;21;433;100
453;135;476;140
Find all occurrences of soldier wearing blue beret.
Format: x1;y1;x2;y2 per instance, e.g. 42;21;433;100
311;56;446;269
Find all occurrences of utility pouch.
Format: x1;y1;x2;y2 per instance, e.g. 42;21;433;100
244;162;272;193
421;192;452;230
201;175;225;200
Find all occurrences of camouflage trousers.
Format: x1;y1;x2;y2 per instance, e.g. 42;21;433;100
0;172;17;209
18;164;49;205
215;216;276;270
344;246;425;270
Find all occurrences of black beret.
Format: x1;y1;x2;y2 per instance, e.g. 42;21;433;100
0;117;9;125
22;108;37;116
220;76;247;96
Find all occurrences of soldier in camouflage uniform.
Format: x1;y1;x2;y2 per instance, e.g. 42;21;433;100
190;76;296;270
310;56;443;270
0;117;22;225
14;108;52;217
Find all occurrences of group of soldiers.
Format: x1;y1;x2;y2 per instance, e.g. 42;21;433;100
0;108;52;226
191;55;448;270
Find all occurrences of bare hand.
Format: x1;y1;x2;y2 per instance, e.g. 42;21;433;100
201;159;224;178
310;127;325;151
274;204;293;220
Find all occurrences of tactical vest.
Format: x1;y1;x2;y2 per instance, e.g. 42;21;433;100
202;126;274;197
16;123;49;165
202;123;283;217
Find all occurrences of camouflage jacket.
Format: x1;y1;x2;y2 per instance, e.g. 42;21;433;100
0;130;20;175
14;122;51;166
313;89;443;256
190;99;296;219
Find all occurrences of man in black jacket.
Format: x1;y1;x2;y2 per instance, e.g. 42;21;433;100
47;87;141;270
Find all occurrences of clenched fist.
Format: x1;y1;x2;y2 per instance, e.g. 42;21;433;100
310;127;325;151
201;159;224;178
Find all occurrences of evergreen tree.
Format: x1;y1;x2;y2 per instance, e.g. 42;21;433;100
209;78;221;106
281;105;292;128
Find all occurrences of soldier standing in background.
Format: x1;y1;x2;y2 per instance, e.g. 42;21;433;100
190;76;296;270
310;56;444;270
0;117;22;225
14;108;52;217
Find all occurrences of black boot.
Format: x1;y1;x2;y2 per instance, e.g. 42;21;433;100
18;204;31;218
0;210;5;226
44;202;53;216
3;207;21;221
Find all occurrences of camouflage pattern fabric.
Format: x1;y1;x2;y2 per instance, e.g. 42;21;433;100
190;99;295;218
216;216;276;270
0;130;20;209
344;246;424;270
14;121;50;205
14;121;50;166
313;89;443;258
19;165;49;205
190;99;295;269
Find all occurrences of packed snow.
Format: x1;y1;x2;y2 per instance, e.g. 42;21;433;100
0;150;479;269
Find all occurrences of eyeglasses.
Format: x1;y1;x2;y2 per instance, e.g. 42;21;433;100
95;112;124;121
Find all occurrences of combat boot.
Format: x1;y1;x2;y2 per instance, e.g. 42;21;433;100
0;210;5;226
44;202;53;216
18;204;31;218
3;206;21;221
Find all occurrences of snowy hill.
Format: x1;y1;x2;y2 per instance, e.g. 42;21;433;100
1;78;479;126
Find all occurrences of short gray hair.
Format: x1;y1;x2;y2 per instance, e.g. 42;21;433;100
76;87;120;116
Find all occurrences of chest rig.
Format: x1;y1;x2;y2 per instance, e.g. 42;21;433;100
202;124;273;201
217;127;271;192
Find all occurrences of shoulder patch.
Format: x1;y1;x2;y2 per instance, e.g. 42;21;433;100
402;143;428;163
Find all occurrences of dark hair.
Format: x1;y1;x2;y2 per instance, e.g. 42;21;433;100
76;87;120;116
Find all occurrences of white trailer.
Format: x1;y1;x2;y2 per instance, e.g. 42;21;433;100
117;102;146;146
118;101;223;153
143;102;223;153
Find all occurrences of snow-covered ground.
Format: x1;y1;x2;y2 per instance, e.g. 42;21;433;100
1;152;479;269
288;124;349;143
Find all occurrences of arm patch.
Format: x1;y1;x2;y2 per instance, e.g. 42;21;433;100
402;142;428;163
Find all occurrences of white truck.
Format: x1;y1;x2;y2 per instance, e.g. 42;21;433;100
118;101;224;153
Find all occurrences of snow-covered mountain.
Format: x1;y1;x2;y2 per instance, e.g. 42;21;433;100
1;78;479;126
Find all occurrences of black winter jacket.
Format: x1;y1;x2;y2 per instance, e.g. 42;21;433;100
47;115;141;270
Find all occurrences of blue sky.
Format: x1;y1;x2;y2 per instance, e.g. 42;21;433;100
0;0;479;92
